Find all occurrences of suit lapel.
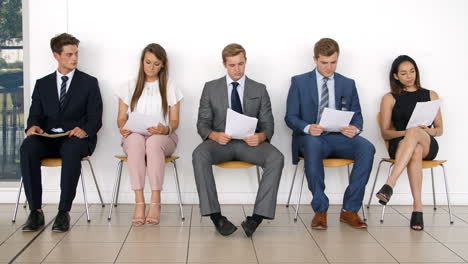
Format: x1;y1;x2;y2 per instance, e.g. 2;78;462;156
334;74;342;110
61;69;80;110
243;77;253;115
47;72;60;108
218;76;229;110
309;70;318;107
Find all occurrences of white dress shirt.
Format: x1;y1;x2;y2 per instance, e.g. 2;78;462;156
52;69;75;132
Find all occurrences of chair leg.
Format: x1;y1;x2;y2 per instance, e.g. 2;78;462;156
380;164;394;223
81;168;91;222
440;164;454;224
86;159;105;207
171;160;185;221
367;159;385;208
380;205;386;223
12;177;23;222
286;164;299;208
431;167;436;211
115;161;123;206
108;160;123;221
294;167;305;222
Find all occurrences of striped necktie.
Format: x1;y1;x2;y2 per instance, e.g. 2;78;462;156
60;75;69;108
318;77;329;122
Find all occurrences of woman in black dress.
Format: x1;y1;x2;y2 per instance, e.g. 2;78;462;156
375;55;443;231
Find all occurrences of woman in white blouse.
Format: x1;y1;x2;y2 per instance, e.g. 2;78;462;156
116;43;183;226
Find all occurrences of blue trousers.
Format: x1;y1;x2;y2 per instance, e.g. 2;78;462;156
299;133;375;212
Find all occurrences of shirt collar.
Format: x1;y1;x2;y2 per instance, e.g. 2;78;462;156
315;69;334;82
56;68;75;81
226;75;246;87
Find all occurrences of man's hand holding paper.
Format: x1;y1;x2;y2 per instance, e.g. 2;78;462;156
318;108;355;133
225;109;258;140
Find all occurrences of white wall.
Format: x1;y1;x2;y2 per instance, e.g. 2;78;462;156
3;0;468;207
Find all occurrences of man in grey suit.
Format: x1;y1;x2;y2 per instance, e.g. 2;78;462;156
193;43;284;237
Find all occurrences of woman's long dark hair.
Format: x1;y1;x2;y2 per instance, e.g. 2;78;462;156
130;43;168;119
389;55;422;94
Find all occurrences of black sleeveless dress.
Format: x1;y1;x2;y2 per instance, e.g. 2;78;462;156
388;88;439;160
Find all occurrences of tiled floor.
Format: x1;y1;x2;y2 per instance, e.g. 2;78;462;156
1;204;468;263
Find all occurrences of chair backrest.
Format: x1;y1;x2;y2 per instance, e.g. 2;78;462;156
377;112;390;151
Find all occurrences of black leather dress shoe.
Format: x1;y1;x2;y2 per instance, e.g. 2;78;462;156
213;216;237;236
22;210;45;232
241;216;260;237
52;210;70;232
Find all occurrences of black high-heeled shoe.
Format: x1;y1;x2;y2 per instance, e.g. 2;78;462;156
410;211;424;231
376;184;393;205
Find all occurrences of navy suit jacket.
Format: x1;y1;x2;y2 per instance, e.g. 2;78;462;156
284;69;363;164
26;69;103;154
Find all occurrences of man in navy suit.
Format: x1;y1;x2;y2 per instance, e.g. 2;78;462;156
285;38;374;229
20;33;103;232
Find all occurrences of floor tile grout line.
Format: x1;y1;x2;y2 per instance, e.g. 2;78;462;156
7;217;55;264
242;205;260;264
364;225;401;264
296;208;331;264
416;222;468;263
39;208;88;264
0;224;22;247
0;204;51;247
185;205;193;264
391;205;468;263
112;206;138;264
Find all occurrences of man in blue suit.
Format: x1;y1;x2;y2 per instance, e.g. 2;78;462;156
285;38;375;229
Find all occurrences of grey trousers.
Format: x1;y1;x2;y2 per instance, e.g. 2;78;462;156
192;139;284;219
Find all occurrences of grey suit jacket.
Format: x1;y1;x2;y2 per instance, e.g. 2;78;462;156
196;76;274;142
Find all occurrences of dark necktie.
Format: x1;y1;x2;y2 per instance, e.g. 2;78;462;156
231;81;243;114
318;77;329;122
60;75;69;108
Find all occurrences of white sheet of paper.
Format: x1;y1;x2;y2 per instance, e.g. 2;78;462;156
225;109;258;139
318;108;355;132
406;99;441;129
123;112;160;136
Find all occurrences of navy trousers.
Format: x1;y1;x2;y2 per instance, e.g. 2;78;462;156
299;133;375;212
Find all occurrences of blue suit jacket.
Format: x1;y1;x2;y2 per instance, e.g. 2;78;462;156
284;69;364;164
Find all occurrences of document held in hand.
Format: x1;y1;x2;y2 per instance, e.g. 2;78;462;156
318;108;355;132
406;99;441;129
225;109;258;139
123;112;160;136
33;132;68;138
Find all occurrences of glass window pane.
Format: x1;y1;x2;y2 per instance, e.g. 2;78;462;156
0;0;23;181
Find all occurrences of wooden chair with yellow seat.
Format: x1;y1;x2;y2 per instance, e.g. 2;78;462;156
107;155;185;221
286;157;367;221
366;113;453;224
214;160;262;184
194;160;261;221
12;157;105;223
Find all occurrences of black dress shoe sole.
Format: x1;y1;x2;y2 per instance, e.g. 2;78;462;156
22;226;43;232
51;227;69;233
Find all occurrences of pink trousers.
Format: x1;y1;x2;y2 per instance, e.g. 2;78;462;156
122;133;178;190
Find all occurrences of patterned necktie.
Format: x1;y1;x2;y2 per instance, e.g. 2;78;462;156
318;77;329;122
231;81;243;114
60;75;69;108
